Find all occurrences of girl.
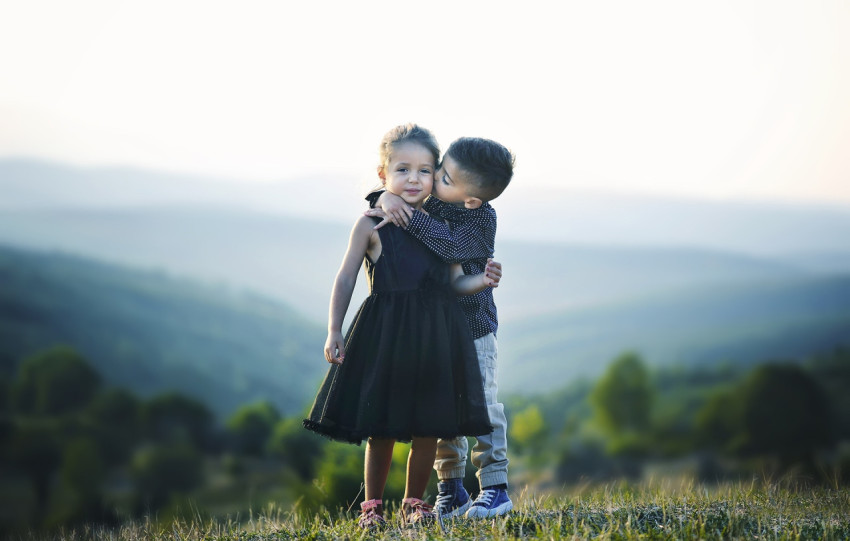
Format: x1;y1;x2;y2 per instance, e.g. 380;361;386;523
303;124;497;529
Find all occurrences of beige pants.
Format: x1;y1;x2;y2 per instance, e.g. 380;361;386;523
433;333;509;488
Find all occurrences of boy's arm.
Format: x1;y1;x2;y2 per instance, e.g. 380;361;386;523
450;259;502;295
406;204;496;263
365;190;414;228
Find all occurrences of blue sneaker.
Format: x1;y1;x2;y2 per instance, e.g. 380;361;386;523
435;478;471;518
465;487;513;518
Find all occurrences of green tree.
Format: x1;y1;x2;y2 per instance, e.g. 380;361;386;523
51;436;112;526
315;443;364;512
87;388;142;464
509;404;547;454
141;392;213;450
11;346;101;416
590;352;654;434
267;417;323;480
226;400;280;456
694;388;743;453
7;421;62;521
739;363;833;465
131;443;204;512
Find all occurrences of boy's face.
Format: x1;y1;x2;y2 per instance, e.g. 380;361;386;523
433;154;476;206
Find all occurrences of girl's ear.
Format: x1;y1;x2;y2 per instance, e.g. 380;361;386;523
463;196;483;209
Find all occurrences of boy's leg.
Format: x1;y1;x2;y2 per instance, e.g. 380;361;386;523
434;436;468;481
466;333;512;517
434;436;471;517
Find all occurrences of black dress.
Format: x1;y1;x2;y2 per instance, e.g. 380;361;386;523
303;219;492;444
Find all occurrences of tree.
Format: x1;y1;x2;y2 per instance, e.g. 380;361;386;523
11;346;101;416
7;421;62;521
267;417;323;480
509;404;547;454
86;388;142;465
141;392;214;450
739;363;833;465
131;443;204;512
53;436;111;526
694;388;743;453
226;400;280;456
590;352;654;434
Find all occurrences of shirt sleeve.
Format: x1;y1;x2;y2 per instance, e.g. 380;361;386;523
406;204;496;263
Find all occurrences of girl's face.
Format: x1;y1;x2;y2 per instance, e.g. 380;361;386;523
380;142;435;210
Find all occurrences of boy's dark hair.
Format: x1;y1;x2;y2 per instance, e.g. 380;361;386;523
445;137;515;202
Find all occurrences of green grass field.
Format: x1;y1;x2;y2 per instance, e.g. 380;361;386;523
14;479;850;540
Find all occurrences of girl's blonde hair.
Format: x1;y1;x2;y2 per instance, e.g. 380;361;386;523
377;123;440;178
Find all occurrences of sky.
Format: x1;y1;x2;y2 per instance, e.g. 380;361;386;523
1;0;849;205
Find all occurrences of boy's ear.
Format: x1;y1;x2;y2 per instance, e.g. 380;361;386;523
463;196;483;209
377;166;386;181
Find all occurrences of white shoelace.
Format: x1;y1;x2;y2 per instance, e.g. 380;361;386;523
474;489;497;506
436;490;455;511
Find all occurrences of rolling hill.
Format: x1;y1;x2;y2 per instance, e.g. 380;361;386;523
0;245;326;418
498;274;850;393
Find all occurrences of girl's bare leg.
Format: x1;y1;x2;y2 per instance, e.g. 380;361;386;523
404;437;438;499
365;437;395;503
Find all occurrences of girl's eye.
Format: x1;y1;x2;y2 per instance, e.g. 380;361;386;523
441;175;450;185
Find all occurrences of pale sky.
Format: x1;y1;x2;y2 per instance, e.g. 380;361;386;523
2;0;849;204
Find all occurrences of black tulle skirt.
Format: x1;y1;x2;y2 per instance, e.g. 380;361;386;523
303;288;492;444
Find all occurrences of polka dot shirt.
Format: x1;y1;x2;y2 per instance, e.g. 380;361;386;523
409;197;499;340
366;191;500;339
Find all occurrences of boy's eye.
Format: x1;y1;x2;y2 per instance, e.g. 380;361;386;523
397;167;408;173
421;168;432;174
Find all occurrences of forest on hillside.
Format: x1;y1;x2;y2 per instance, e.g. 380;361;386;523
2;345;849;535
2;245;850;534
0;246;326;417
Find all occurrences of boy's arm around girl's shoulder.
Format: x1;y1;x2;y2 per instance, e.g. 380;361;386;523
406;198;497;263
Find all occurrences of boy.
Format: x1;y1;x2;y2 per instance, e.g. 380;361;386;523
366;136;515;518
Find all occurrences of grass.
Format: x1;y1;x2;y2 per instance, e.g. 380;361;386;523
9;478;850;540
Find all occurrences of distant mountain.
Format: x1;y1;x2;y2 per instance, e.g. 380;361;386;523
3;157;850;256
0;207;829;326
498;274;850;393
0;246;326;418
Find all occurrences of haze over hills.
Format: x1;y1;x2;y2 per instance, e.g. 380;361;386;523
0;245;326;417
2;158;850;396
4;158;850;256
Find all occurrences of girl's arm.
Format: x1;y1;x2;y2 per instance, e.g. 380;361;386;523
325;216;375;364
450;259;502;296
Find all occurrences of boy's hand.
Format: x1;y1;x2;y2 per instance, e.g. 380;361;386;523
484;258;502;288
364;191;413;229
324;332;345;364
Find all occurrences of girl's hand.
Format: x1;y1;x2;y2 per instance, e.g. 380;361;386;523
484;258;502;288
324;332;345;364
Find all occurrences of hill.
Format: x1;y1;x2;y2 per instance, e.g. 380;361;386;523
0;246;326;418
498;274;850;393
0;207;823;325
